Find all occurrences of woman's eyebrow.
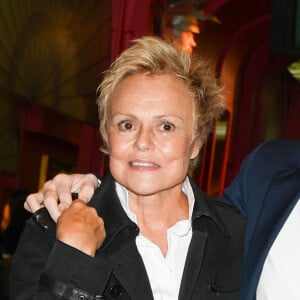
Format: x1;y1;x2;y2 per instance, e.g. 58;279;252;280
110;113;185;122
110;112;135;119
155;114;185;122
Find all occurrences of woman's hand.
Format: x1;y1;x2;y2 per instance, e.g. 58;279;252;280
57;200;106;257
24;173;99;222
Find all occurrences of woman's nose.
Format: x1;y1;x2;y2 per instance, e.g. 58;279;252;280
135;126;154;151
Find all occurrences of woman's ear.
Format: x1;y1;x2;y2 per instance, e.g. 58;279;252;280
190;139;202;160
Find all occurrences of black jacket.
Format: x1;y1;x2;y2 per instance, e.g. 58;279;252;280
10;173;245;300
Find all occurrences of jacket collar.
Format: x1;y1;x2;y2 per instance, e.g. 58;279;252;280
89;173;230;250
88;172;138;251
189;177;230;237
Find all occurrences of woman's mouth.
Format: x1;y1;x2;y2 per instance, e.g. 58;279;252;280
129;161;160;168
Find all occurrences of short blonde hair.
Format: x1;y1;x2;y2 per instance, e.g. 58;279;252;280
97;36;225;169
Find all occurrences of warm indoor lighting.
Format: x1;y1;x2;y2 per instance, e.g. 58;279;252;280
180;31;197;54
1;202;10;231
288;59;300;82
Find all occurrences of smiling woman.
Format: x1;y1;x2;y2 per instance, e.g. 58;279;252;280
11;36;246;300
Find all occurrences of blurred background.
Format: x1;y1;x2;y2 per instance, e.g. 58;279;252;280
0;0;299;297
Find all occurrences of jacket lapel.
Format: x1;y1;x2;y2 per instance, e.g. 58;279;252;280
242;168;300;300
111;242;154;300
91;173;153;299
179;178;231;300
178;231;208;300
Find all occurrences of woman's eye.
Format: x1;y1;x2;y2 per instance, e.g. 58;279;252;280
159;122;174;132
118;121;133;130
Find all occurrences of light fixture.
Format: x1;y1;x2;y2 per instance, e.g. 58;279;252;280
288;59;300;82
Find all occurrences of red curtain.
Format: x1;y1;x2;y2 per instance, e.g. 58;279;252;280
111;0;155;60
78;0;156;176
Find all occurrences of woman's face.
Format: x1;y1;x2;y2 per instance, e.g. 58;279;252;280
107;73;200;198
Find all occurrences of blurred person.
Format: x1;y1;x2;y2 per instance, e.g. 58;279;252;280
0;188;30;258
11;36;245;300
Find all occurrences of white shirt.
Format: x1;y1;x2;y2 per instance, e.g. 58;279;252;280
256;198;300;299
116;177;194;300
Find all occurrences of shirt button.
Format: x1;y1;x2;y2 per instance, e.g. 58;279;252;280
110;284;123;297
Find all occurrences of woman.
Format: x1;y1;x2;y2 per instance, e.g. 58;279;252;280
11;36;245;299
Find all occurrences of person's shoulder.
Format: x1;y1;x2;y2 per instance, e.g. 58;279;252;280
209;198;243;214
248;139;300;168
258;139;300;152
190;177;246;235
189;176;244;216
91;172;115;199
208;198;245;226
207;198;246;239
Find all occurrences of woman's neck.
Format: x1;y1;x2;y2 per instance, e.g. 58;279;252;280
129;190;189;256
